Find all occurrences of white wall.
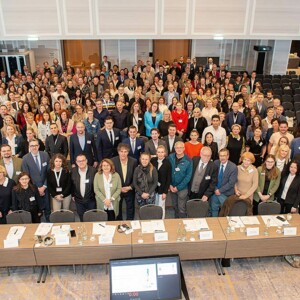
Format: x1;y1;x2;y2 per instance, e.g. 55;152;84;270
0;0;300;40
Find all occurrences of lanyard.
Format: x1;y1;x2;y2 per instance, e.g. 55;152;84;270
54;169;62;187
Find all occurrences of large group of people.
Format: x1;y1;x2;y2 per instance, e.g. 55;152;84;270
0;55;300;224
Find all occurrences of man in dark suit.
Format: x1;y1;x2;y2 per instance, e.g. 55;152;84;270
19;128;45;158
70;122;98;168
71;154;97;221
145;128;167;158
21;139;51;221
100;55;111;71
155;66;167;84
96;116;121;162
189;146;218;201
162;124;182;154
24;74;35;90
249;71;258;93
112;144;138;220
45;123;68;158
255;93;267;118
0;144;22;183
123;126;144;160
225;102;247;134
210;148;238;217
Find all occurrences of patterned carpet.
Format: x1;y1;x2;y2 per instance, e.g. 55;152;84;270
0;256;299;300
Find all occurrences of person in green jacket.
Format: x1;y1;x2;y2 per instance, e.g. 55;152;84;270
253;154;281;215
94;158;121;220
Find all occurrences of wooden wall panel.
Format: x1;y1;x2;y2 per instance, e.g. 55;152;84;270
63;40;100;67
153;40;190;64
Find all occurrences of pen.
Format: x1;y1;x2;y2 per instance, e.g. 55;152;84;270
14;229;18;235
231;220;237;223
99;224;105;228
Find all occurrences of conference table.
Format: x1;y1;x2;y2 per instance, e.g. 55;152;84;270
218;215;300;258
0;215;300;270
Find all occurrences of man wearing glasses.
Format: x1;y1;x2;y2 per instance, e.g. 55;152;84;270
21;139;50;221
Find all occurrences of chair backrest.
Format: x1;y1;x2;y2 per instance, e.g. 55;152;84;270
139;204;163;220
6;210;32;224
186;199;209;218
83;209;108;222
228;200;248;216
49;209;75;223
258;202;281;215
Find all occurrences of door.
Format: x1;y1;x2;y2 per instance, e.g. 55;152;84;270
153;40;190;65
63;40;101;68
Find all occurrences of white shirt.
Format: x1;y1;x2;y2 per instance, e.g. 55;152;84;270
4;159;14;179
78;167;87;198
281;174;295;200
105;129;115;144
202;125;227;151
103;173;113;210
168;136;175;151
6;135;16;155
276;159;286;172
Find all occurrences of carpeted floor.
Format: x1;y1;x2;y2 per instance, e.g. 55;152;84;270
0;256;299;300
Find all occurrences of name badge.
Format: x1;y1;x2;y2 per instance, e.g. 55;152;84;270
16;171;21;175
56;187;62;192
92;124;96;128
138;118;142;121
205;176;211;180
30;197;35;202
115;137;119;140
157;182;161;187
42;162;47;167
154;232;168;242
137;146;141;150
259;142;263;146
284;227;297;236
248;169;254;174
178;119;183;123
199;230;213;240
85;179;89;183
246;227;259;236
175;167;180;171
109;183;113;187
261;173;265;176
87;140;91;144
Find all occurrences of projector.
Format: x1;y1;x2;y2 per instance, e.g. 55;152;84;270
254;46;272;52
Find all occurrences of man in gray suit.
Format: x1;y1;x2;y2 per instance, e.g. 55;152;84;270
22;139;51;221
210;148;238;217
45;123;68;158
144;128;167;158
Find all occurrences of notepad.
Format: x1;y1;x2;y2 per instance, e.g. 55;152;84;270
183;219;209;231
34;223;53;236
92;222;107;235
240;216;260;225
6;226;26;240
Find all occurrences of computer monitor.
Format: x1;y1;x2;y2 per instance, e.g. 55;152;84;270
109;255;182;300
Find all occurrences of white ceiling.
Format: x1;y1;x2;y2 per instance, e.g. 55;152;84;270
0;0;299;40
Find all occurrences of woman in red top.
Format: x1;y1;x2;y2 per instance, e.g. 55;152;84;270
17;102;31;130
184;129;203;158
171;102;188;140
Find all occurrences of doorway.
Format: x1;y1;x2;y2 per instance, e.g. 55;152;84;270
153;40;191;65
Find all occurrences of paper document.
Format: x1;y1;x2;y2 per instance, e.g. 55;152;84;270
141;220;166;233
34;223;53;236
183;219;209;231
92;222;106;235
131;220;141;230
227;216;245;228
51;225;70;235
141;221;153;233
104;225;116;237
240;216;260;225
6;226;26;240
261;215;289;227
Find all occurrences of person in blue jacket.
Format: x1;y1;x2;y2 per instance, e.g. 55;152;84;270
168;141;193;218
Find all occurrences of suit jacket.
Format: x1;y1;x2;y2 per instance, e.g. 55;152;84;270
151;157;172;194
0;157;23;183
225;111;247;134
255;102;267;119
186;117;208;141
214;160;238;196
71;166;97;204
70;133;97;166
250;79;258;93
189;157;218;198
155;72;167;83
144;139;167;156
111;156;138;191
123;137;144;160
127;113;145;135
21;151;50;187
19;138;45;158
162;135;182;154
277;174;300;208
2;135;24;156
96;128;121;162
100;61;111;71
45;134;68;158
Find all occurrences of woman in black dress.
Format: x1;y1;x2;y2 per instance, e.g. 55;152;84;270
227;124;245;165
12;172;43;223
203;132;219;161
0;166;15;224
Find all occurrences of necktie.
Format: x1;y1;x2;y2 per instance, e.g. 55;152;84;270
198;162;204;173
131;139;135;153
217;164;224;189
34;155;41;171
110;131;113;145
